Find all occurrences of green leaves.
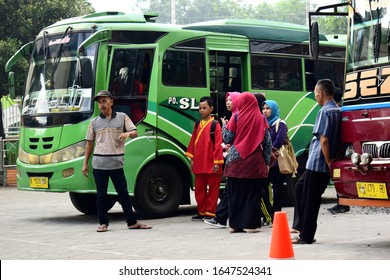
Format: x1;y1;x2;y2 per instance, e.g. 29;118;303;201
0;0;94;96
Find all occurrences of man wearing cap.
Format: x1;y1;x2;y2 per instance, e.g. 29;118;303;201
82;90;151;232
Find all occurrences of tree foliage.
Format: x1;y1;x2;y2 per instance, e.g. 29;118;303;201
139;0;308;25
138;0;347;35
0;0;94;96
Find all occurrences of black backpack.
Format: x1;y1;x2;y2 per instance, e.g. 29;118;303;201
195;119;218;143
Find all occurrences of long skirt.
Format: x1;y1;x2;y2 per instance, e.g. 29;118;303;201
228;177;265;229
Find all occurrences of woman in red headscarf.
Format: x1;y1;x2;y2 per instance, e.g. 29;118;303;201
222;92;272;233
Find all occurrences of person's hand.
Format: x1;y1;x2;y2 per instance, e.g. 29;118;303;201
220;117;228;126
119;132;130;141
212;164;219;173
327;160;333;173
82;163;88;177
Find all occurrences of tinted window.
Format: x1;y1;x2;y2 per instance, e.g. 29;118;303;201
305;60;345;91
162;39;206;87
163;51;206;87
250;41;344;59
110;31;167;44
251;56;302;91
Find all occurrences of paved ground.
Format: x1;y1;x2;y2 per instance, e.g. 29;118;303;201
1;185;390;260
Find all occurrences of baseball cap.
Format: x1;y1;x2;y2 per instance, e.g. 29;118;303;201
93;90;113;101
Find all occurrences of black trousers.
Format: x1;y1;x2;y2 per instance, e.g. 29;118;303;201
215;178;230;225
93;168;137;226
295;170;330;243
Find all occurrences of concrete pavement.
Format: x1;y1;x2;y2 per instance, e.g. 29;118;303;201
1;185;390;260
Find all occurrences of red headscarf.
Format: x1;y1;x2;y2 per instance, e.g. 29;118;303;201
227;92;269;159
226;92;240;115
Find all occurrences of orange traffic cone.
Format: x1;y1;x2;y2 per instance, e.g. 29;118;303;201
269;211;295;259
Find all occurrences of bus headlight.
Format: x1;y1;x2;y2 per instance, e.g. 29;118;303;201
18;147;30;164
51;141;86;163
361;153;373;165
351;153;361;165
19;141;87;164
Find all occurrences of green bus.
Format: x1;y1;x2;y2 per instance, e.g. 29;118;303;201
5;11;345;218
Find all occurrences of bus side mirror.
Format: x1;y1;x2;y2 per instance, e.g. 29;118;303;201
8;72;16;97
79;58;93;88
309;21;319;60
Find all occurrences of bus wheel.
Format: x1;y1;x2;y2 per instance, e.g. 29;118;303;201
133;162;183;218
69;193;117;215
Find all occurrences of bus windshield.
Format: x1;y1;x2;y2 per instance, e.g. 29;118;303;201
23;31;95;119
347;2;390;72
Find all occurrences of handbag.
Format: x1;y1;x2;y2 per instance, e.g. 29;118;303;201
275;120;299;176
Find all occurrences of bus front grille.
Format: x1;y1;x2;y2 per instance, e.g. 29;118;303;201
29;137;54;150
362;142;390;158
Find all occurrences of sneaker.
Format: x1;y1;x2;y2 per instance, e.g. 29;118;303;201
328;204;350;214
261;220;272;227
191;215;204;221
204;218;226;228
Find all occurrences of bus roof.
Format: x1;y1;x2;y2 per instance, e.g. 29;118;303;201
44;12;338;46
46;11;159;28
183;19;328;43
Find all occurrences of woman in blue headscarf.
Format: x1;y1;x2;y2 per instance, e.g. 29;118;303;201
262;100;288;220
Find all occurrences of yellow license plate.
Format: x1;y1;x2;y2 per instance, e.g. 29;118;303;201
30;177;49;189
356;182;388;199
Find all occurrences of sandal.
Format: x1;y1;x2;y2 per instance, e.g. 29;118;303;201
244;228;261;233
96;224;109;232
128;223;152;230
229;228;244;233
290;228;300;234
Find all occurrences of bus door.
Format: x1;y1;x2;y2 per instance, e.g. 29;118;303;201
209;51;244;120
107;46;154;125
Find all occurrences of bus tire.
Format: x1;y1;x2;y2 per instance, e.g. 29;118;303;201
133;162;183;218
69;192;117;215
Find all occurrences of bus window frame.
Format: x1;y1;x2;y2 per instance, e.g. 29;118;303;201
107;45;155;125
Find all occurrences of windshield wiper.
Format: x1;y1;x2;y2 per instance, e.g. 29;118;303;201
387;22;390;61
51;26;73;83
370;0;381;63
373;22;381;63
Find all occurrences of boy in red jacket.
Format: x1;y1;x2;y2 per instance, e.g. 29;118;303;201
186;96;224;221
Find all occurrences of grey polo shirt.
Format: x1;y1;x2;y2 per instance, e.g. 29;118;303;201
85;111;136;170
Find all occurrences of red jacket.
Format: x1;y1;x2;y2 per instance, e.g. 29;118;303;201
186;117;224;174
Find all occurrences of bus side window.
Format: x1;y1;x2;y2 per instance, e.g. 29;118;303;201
251;56;302;91
279;59;302;91
109;48;154;125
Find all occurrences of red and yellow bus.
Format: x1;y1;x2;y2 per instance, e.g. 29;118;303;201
310;0;390;207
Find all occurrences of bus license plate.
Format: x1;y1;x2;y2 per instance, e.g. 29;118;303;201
356;182;388;199
30;177;49;189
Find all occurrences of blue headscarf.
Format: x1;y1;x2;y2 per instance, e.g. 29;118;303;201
262;100;280;125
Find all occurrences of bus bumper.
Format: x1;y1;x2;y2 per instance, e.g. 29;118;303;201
16;158;93;193
332;159;390;207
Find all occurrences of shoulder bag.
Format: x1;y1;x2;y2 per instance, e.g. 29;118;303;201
276;120;299;177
